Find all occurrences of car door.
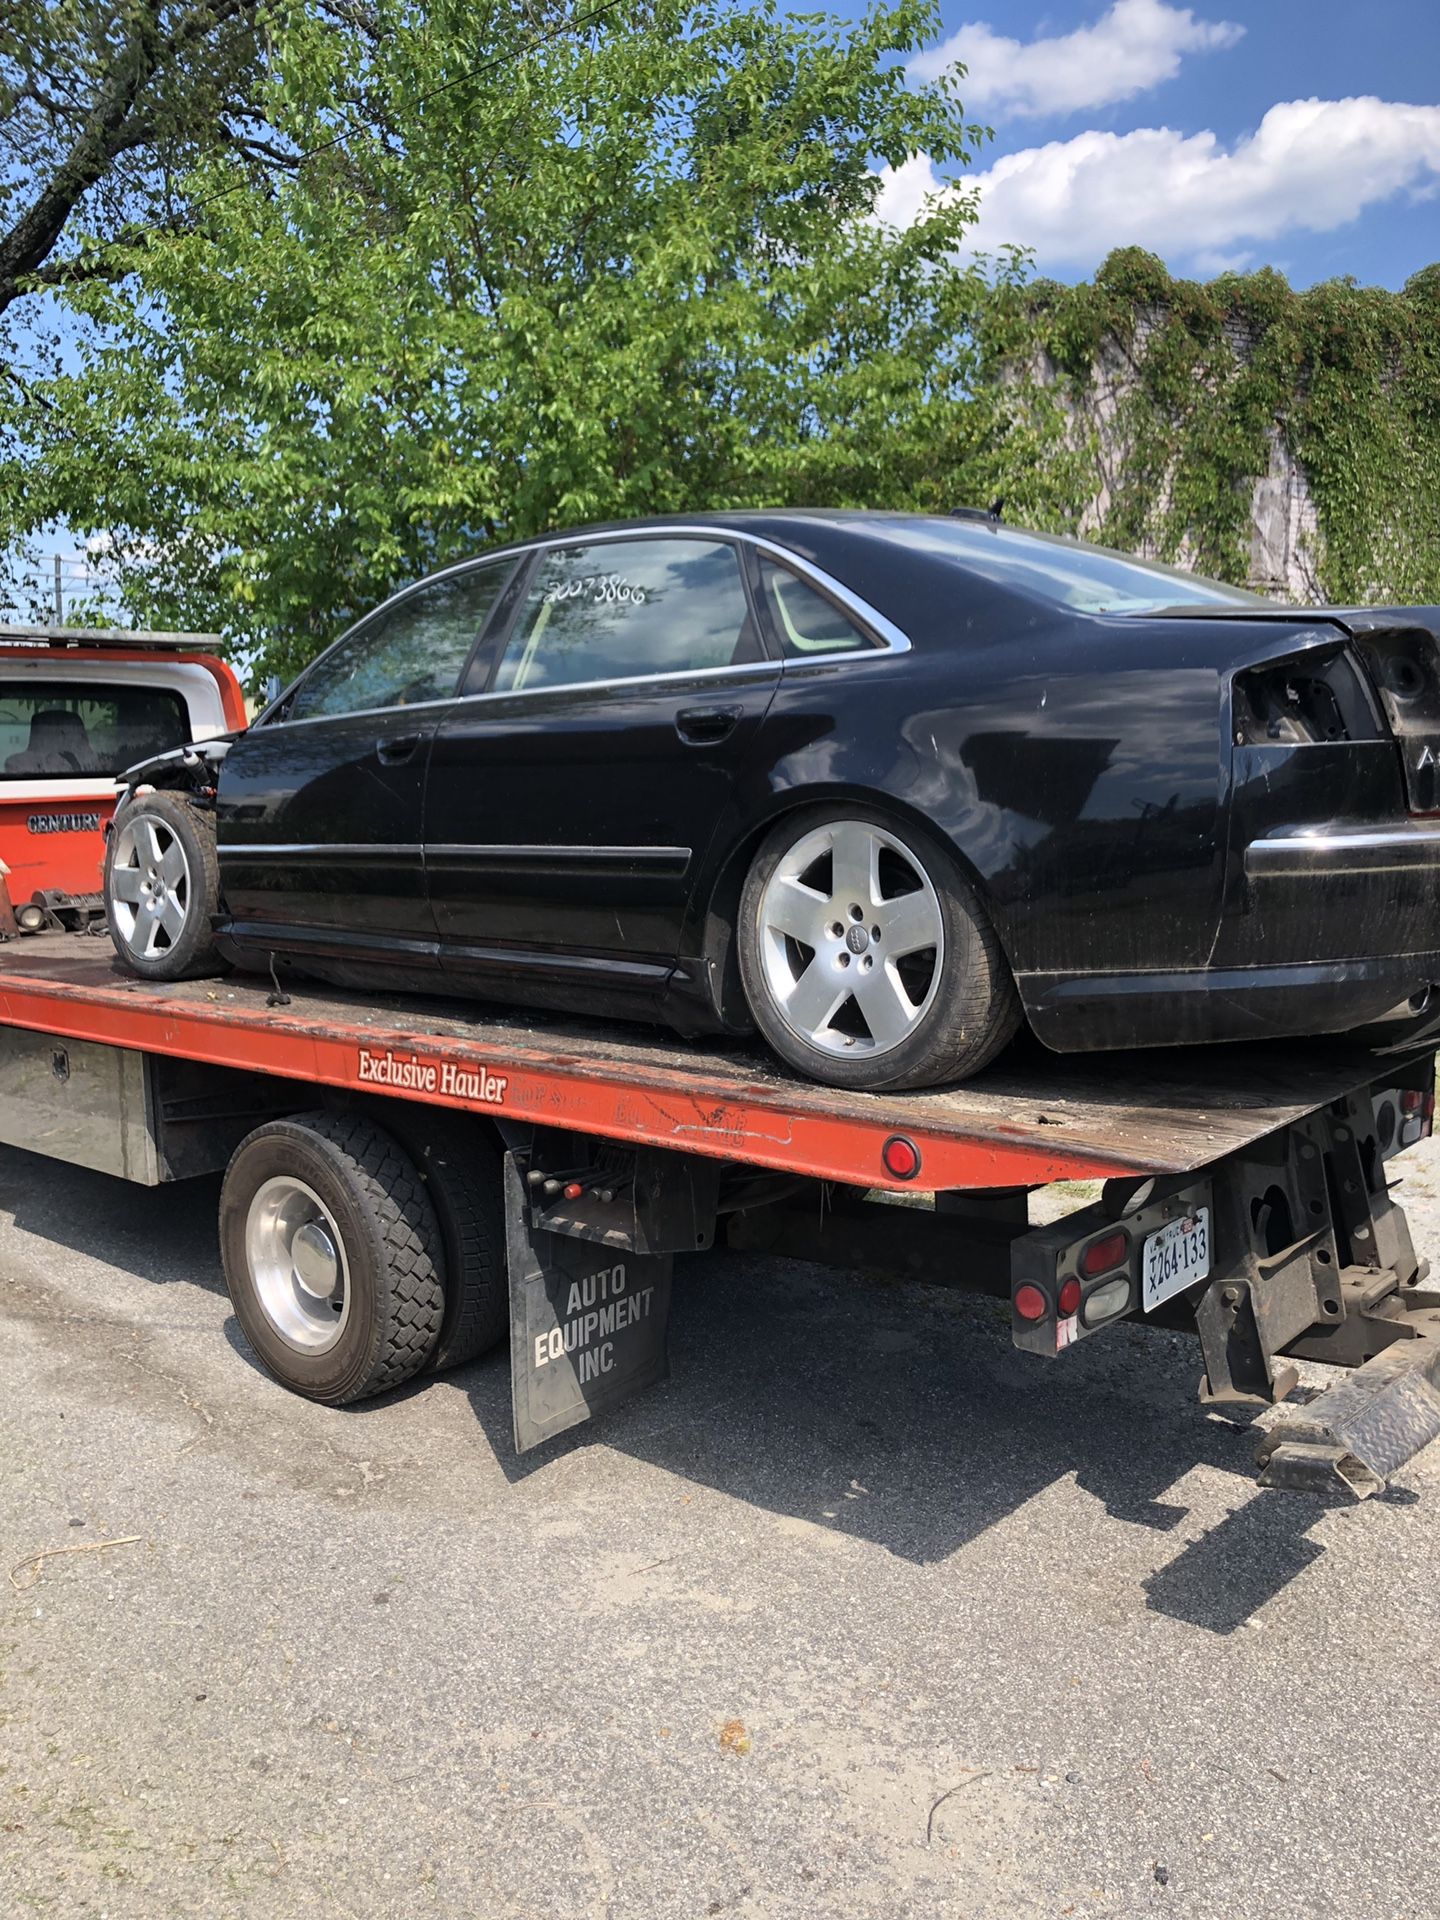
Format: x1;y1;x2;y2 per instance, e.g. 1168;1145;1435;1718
217;562;512;964
425;533;781;992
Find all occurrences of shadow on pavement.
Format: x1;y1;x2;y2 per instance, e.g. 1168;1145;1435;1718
2;1144;1366;1636
443;1244;1357;1633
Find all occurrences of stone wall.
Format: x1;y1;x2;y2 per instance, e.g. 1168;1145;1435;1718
1027;309;1325;602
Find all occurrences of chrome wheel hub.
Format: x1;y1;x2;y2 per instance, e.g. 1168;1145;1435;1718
246;1176;350;1353
110;813;192;961
757;819;945;1057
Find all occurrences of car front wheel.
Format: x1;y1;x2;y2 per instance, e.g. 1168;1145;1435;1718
737;806;1021;1090
105;789;225;980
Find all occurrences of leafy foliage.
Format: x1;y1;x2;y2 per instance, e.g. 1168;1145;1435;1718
1003;247;1440;604
0;0;305;316
10;0;1079;684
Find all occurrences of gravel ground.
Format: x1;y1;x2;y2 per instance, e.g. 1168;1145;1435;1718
4;1137;1440;1920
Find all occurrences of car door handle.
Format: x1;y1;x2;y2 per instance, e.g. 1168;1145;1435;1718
376;733;421;765
675;705;742;745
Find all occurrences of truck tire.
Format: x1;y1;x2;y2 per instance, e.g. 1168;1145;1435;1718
737;804;1022;1091
379;1108;509;1372
105;788;225;981
220;1111;445;1403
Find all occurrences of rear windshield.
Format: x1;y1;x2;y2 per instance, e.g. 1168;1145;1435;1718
0;683;192;779
881;519;1270;615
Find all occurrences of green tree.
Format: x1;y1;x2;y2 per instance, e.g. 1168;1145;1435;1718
15;0;1072;682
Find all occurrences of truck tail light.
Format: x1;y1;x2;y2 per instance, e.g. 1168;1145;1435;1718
1014;1283;1049;1322
1082;1275;1132;1326
1079;1229;1129;1277
1057;1277;1082;1317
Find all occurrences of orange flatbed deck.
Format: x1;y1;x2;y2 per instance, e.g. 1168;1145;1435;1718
0;934;1415;1190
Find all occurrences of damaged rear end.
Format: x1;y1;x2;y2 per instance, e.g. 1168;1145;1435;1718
1212;603;1440;1033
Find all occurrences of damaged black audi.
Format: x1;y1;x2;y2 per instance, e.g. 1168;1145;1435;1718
103;510;1440;1090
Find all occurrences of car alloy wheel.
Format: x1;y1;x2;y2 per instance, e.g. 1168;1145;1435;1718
756;817;945;1058
245;1174;352;1354
109;811;194;963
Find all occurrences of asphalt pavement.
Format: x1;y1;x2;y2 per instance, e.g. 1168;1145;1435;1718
4;1138;1440;1919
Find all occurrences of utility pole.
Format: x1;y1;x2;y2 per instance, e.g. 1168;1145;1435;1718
53;555;62;624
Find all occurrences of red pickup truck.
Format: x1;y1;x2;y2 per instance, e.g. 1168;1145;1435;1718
0;625;245;903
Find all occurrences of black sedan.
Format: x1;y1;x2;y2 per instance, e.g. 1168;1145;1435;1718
104;510;1440;1089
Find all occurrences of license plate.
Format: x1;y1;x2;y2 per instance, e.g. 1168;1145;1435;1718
1142;1208;1211;1311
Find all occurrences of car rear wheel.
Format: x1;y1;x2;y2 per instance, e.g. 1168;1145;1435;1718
220;1112;446;1403
737;806;1021;1090
105;789;225;980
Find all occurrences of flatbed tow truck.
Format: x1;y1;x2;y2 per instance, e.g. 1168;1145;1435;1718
3;929;1440;1499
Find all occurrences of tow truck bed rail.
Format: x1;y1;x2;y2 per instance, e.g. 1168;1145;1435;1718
0;938;1414;1191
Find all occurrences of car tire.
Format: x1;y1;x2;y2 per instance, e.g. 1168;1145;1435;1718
104;789;225;980
737;804;1022;1091
378;1108;509;1372
220;1111;446;1404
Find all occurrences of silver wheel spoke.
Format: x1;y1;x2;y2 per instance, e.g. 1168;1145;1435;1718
111;866;143;905
159;838;187;887
766;876;829;948
135;817;164;868
784;959;849;1035
882;888;942;958
829;823;878;910
854;963;921;1049
159;896;187;944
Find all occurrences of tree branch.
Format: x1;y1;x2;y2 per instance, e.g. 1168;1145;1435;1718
0;0;263;317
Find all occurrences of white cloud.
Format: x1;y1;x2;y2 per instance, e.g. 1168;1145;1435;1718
873;98;1440;272
911;0;1243;119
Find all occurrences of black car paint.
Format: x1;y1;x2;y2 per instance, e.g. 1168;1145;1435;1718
200;511;1440;1055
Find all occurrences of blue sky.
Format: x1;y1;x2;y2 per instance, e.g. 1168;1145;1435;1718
856;0;1440;287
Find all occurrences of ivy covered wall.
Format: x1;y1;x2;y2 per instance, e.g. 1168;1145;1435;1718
1001;248;1440;606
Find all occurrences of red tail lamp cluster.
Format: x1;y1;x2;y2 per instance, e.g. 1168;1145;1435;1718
1080;1229;1129;1277
1015;1227;1132;1328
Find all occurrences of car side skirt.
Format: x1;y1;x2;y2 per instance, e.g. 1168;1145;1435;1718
1020;953;1440;1053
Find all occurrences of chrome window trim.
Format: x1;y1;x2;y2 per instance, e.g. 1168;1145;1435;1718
252;528;910;732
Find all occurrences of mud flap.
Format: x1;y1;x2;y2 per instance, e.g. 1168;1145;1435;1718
1256;1339;1440;1498
505;1152;672;1454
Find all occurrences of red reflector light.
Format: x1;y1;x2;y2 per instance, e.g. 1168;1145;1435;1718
1057;1277;1082;1317
563;1182;584;1201
1080;1229;1129;1278
1014;1283;1049;1322
1402;1090;1425;1113
881;1135;921;1181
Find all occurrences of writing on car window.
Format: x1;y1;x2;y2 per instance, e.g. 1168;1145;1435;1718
496;539;756;693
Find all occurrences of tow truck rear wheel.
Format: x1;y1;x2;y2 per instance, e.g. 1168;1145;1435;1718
377;1108;508;1372
220;1112;446;1404
105;789;225;981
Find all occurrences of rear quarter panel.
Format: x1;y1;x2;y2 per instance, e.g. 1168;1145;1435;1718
742;614;1232;977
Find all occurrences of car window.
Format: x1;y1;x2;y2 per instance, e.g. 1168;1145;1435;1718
288;564;510;722
0;681;191;778
876;518;1269;614
494;539;758;694
757;558;876;657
